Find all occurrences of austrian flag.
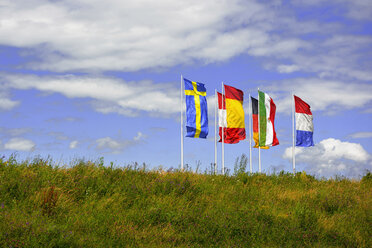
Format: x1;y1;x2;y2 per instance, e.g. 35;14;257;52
294;95;314;147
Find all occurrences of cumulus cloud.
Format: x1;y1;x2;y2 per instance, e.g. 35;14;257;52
94;132;146;154
0;0;276;72
48;131;69;141
277;64;300;74
291;0;372;21
2;73;371;118
46;117;81;123
69;140;78;149
293;35;372;82
0;98;19;111
4;138;36;152
133;132;146;141
0;73;179;117
1;0;369;83
0;91;19;111
349;132;372;139
0;1;371;118
283;138;372;178
262;78;372;114
95;137;123;152
0;127;32;137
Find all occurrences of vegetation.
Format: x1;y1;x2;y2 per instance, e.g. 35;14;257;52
0;155;371;247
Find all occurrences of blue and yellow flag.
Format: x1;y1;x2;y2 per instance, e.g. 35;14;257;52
184;78;208;138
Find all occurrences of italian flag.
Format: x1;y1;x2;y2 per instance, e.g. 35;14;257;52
258;91;279;147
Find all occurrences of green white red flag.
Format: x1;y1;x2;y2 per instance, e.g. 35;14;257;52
258;90;279;147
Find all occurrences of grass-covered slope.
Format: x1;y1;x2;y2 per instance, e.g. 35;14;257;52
0;157;371;247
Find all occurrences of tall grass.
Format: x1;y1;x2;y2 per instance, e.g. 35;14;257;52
0;156;371;247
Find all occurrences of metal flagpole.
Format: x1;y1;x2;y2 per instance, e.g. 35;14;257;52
214;89;218;175
180;75;184;171
259;148;261;173
249;93;252;174
221;82;225;175
292;93;296;174
257;88;261;173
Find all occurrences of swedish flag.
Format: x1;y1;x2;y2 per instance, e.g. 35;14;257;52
184;78;208;138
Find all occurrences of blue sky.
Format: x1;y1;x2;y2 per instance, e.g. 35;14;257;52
0;0;371;178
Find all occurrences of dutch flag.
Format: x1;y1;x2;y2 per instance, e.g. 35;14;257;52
294;95;314;147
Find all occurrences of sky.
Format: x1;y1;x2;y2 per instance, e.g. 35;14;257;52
0;0;371;178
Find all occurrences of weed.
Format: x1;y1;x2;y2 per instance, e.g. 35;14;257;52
0;157;370;247
40;186;59;216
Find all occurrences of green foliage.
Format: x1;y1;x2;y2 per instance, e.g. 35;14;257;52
0;157;370;247
362;171;371;185
233;153;248;176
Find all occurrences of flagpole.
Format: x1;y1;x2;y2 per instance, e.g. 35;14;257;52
214;89;218;175
249;93;252;174
292;93;296;174
258;88;262;173
180;75;184;171
221;82;225;175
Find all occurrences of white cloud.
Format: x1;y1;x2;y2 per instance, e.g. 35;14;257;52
0;0;276;72
133;132;146;141
345;0;372;20
291;0;372;21
48;131;69;141
0;73;180;117
0;91;19;111
96;137;123;152
94;132;147;154
283;138;372;178
0;127;32;137
263;78;372;114
2;0;368;83
4;138;36;152
69;140;78;149
294;35;372;82
0;1;370;118
277;64;300;74
46;117;81;123
349;132;372;139
0;98;19;111
2;73;371;119
249;38;310;57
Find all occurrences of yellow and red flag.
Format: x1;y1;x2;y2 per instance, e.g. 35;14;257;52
218;85;245;144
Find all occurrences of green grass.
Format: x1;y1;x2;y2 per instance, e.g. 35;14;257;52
0;156;371;247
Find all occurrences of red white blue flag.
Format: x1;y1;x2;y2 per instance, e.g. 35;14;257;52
294;95;314;147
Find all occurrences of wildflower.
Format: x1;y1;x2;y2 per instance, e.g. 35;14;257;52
1;203;4;209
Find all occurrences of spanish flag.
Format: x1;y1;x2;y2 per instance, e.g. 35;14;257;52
218;85;245;144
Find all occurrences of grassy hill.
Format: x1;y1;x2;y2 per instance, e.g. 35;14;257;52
0;156;371;247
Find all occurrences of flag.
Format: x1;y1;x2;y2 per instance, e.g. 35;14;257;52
251;97;269;149
258;90;279;147
184;78;208;138
218;85;245;144
294;95;314;147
